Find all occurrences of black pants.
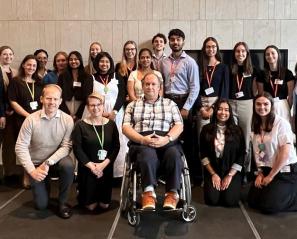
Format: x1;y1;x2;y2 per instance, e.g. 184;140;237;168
248;166;297;214
203;173;242;207
166;95;201;183
29;156;74;210
129;142;183;192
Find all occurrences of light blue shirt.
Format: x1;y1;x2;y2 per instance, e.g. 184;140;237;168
160;51;199;110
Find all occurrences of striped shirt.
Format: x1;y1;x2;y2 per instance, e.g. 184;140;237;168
123;97;183;133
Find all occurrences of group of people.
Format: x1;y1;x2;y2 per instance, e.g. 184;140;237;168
0;28;297;219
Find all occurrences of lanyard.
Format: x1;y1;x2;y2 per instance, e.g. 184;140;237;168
25;81;35;101
99;75;109;94
205;63;217;88
170;58;182;77
92;123;104;149
269;80;278;97
236;74;244;92
269;71;280;97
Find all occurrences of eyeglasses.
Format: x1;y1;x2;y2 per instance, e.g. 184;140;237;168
125;48;136;52
88;103;103;108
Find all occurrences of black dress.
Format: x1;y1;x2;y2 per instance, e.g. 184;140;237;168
7;78;43;135
72;119;120;205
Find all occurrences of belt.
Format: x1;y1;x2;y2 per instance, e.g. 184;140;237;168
166;93;188;100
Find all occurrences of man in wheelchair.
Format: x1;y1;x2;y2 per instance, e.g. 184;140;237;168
122;72;183;210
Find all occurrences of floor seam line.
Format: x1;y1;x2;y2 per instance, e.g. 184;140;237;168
0;189;26;211
239;200;262;239
107;207;121;239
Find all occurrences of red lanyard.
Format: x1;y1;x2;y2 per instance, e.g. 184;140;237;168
236;74;244;92
205;63;217;88
269;71;280;97
170;58;181;77
99;75;109;87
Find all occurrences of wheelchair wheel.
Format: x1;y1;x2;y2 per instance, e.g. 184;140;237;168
181;205;197;222
127;210;140;226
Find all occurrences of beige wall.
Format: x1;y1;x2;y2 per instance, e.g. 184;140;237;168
1;0;297;71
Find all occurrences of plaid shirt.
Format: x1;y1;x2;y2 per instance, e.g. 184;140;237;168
123;97;183;133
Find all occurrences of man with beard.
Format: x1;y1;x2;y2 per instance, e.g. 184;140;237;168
160;29;200;183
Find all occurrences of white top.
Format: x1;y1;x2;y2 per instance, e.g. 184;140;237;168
251;115;297;169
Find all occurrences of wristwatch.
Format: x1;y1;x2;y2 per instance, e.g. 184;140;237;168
166;134;174;142
45;159;54;166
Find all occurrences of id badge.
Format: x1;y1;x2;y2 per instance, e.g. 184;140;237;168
258;143;265;151
259;151;265;159
205;87;214;95
97;149;107;161
235;91;244;98
243;73;252;78
30;101;38;110
274;79;283;85
73;81;82;87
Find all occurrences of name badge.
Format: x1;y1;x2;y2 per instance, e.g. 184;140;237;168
243;73;252;78
73;81;82;87
274;79;283;85
259;151;266;160
97;149;107;161
30;101;38;110
205;87;214;95
235;91;244;98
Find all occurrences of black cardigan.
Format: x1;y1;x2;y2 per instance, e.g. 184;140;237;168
200;123;245;177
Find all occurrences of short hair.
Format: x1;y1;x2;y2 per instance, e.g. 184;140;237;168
168;29;185;40
142;72;162;86
152;33;167;44
34;49;49;58
87;92;105;105
0;45;14;55
42;84;62;97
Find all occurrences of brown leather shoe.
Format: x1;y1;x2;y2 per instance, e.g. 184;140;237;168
141;191;156;210
163;191;179;210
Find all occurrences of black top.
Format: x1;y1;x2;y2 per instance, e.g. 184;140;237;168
257;68;294;99
199;63;229;98
58;71;93;118
8;78;43;130
229;66;257;100
115;62;136;100
72;119;120;165
200;123;245;177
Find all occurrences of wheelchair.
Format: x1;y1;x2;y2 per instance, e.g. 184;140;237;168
120;145;197;226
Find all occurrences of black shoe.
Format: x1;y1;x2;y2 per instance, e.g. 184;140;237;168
58;205;73;219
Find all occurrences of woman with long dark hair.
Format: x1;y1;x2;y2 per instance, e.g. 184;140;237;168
248;92;297;213
257;45;294;122
127;48;163;101
200;99;245;206
58;51;92;121
197;37;229;135
8;54;44;188
229;42;257;176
